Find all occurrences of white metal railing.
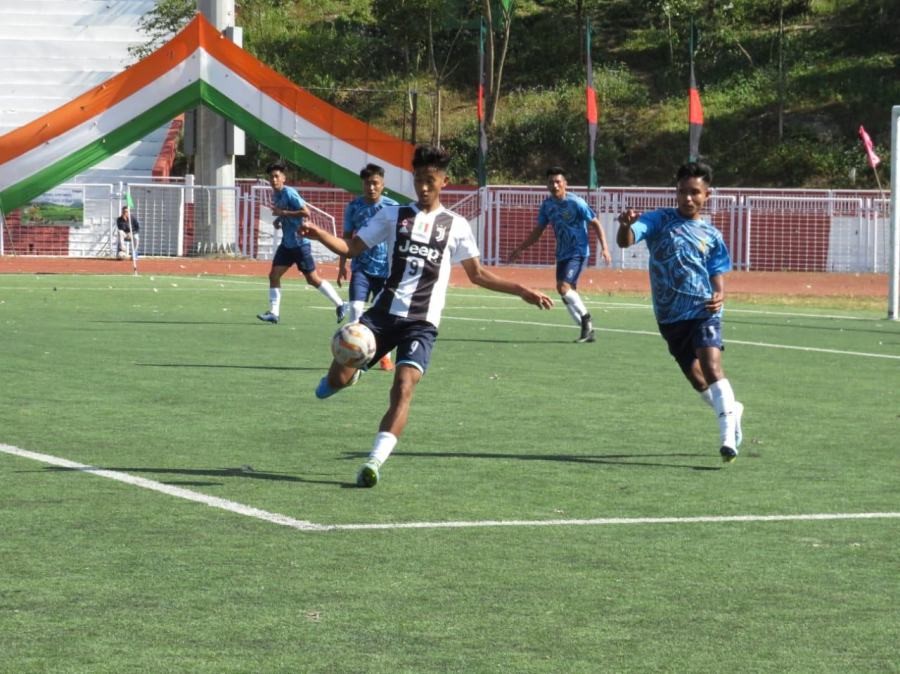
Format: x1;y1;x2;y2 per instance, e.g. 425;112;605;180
0;182;890;277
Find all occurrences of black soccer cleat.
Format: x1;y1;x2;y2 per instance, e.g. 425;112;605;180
576;314;595;343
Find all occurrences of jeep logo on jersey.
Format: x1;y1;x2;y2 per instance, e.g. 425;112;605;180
397;239;442;263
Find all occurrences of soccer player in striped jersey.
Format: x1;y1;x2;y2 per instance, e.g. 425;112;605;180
337;164;400;371
302;145;553;487
507;167;611;343
256;161;347;325
617;161;744;462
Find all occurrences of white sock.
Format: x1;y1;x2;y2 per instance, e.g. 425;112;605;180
709;379;737;449
349;301;366;323
369;432;398;466
317;280;343;308
562;290;586;326
699;388;715;409
269;287;281;315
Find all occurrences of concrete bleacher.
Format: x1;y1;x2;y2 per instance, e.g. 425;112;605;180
0;0;170;187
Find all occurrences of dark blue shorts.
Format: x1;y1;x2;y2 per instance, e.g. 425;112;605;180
273;243;316;273
556;256;587;287
360;309;438;374
658;315;724;372
349;271;387;304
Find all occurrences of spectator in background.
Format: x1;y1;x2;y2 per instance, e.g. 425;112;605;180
116;206;139;259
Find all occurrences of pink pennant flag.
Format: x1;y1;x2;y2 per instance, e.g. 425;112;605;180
858;125;881;169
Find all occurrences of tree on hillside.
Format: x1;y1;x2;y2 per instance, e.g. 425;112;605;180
128;0;194;60
481;0;514;131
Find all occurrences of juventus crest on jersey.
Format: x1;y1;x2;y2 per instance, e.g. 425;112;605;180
356;204;480;327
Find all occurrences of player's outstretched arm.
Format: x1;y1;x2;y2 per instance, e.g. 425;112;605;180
590;217;612;265
461;257;553;309
273;204;310;219
507;227;544;263
616;208;639;248
301;225;368;259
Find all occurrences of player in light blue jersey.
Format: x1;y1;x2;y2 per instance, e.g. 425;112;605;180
338;164;400;370
617;162;744;462
256;161;347;325
507;167;611;342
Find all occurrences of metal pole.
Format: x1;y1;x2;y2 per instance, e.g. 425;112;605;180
889;105;899;320
410;90;418;145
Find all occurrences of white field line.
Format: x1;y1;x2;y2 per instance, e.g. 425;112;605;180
2;284;894;359
0;277;885;321
2;443;899;534
0;444;326;532
442;316;900;360
325;512;900;531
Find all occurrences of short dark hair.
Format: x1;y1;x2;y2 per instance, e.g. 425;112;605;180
412;145;451;172
676;162;712;184
266;161;287;175
121;205;129;212
359;163;385;180
546;166;567;178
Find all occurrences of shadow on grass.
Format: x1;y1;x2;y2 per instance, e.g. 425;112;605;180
344;450;722;471
136;363;321;372
92;320;258;326
439;337;576;345
37;465;349;486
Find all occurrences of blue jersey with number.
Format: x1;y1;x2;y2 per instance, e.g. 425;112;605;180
537;193;595;261
343;195;399;278
273;186;307;249
630;208;732;324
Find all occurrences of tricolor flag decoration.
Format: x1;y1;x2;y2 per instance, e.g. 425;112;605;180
586;20;599;189
477;16;488;188
858;125;881;169
0;14;416;212
688;60;704;161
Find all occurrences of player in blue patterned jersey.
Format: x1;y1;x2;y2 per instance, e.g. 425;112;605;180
256;161;347;325
337;164;400;370
507;167;611;343
302;145;553;487
617;161;744;462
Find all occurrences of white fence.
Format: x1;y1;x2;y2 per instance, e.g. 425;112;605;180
0;182;890;275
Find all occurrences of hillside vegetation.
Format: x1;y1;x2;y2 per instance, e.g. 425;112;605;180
144;0;898;187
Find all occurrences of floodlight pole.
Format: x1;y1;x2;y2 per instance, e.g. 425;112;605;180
890;105;899;320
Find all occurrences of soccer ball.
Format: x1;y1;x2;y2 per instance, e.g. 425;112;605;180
331;322;377;368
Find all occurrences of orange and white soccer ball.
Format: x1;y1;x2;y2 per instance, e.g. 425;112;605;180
331;322;377;368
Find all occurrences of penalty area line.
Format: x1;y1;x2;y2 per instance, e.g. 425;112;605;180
2;444;899;534
0;443;326;532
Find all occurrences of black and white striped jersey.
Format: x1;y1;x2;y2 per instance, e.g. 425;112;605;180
356;203;479;327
